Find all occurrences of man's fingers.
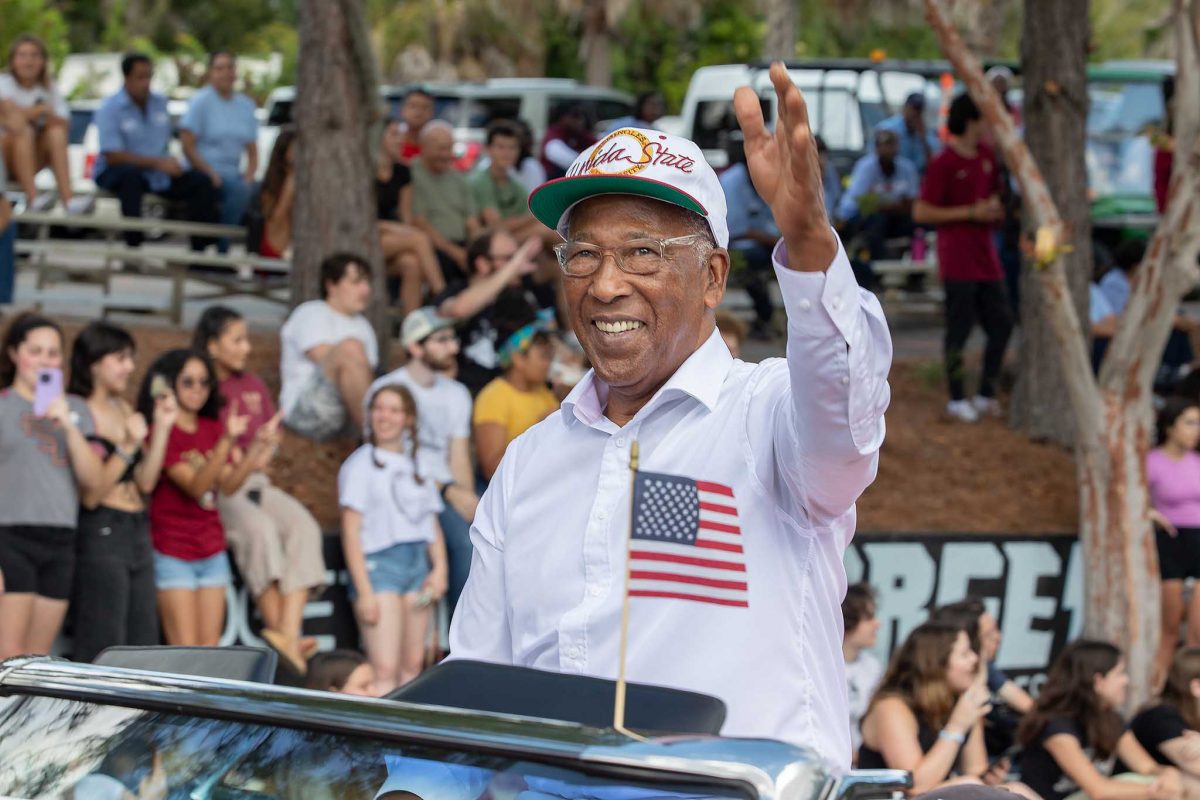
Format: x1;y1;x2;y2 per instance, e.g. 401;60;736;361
732;86;767;145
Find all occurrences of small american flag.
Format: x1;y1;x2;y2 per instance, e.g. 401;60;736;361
628;470;748;608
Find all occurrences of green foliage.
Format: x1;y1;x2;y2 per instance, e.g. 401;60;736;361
0;0;69;68
1090;0;1171;61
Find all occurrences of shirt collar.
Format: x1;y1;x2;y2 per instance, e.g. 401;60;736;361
560;326;733;429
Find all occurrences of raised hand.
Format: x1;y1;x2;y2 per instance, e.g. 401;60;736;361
732;62;837;271
124;411;149;446
514;236;543;275
224;398;250;442
153;390;179;431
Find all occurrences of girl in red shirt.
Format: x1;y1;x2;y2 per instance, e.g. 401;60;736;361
137;349;267;646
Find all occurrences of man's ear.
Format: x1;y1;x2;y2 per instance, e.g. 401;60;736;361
703;248;730;311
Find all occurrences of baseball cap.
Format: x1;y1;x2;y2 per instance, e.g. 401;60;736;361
904;91;927;109
400;306;454;347
529;127;729;247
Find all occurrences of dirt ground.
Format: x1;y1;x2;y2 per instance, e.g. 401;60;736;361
60;320;1079;534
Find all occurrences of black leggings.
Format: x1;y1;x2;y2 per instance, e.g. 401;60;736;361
70;506;158;662
943;279;1013;401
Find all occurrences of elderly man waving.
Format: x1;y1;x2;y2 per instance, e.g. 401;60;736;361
449;64;893;771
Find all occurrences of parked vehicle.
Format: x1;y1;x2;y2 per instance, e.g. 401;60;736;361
0;653;908;800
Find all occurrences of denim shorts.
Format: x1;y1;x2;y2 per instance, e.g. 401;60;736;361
153;550;231;591
350;541;430;599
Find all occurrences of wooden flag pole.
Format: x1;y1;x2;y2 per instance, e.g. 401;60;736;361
613;439;646;741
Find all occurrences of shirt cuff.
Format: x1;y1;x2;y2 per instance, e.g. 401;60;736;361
772;232;861;341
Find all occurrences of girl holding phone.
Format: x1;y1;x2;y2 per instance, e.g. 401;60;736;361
68;322;177;662
137;349;269;646
339;384;448;693
0;313;102;658
193;306;326;674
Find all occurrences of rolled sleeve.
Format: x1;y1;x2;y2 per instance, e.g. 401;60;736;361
770;233;893;523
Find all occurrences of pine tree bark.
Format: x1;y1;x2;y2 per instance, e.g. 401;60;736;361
925;0;1200;708
1009;0;1092;447
293;0;388;346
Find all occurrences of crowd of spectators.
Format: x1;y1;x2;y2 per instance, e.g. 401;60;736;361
843;585;1200;800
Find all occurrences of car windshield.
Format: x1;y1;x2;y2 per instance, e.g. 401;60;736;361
0;694;749;800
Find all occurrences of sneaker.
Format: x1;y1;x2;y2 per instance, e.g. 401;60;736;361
65;195;96;215
971;395;1003;417
27;193;56;213
946;399;980;423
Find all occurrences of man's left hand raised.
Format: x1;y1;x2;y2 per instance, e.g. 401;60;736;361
733;62;838;272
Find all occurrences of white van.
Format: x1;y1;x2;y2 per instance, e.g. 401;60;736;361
678;59;951;173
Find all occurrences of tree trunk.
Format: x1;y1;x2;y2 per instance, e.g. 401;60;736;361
763;0;798;61
294;0;388;348
925;0;1200;708
581;0;612;87
1009;0;1092;447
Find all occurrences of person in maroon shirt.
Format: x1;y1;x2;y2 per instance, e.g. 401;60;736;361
137;348;268;646
194;306;326;675
539;104;596;180
914;93;1013;424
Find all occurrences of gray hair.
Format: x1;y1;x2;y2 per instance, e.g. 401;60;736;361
419;119;454;144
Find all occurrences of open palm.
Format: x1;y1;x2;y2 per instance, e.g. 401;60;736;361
732;62;836;270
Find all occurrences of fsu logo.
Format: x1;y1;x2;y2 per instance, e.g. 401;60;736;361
567;129;697;178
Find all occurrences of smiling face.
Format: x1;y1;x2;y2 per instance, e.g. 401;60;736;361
11;41;46;87
175;357;212;414
563;195;728;405
207;319;251;375
8;325;63;392
370;389;411;445
93;349;136;395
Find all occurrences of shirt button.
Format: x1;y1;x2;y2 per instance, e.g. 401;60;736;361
841;375;850;385
798;298;812;311
615;436;626;448
565;646;581;659
589;586;603;598
597;509;608;521
832;297;842;310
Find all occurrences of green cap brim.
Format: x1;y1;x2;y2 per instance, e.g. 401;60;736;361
529;174;708;236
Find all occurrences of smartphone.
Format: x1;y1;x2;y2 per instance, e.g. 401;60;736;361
33;367;63;417
149;374;169;400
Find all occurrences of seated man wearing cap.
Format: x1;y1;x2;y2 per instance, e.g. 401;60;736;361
449;65;893;771
366;307;478;614
875;92;942;176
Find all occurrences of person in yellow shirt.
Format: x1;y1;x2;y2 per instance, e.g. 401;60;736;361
473;313;557;481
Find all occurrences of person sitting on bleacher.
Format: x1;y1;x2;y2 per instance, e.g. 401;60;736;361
0;34;87;214
279;252;378;440
93;53;219;251
180;51;258;254
405;121;479;281
719;131;780;341
837;128;920;290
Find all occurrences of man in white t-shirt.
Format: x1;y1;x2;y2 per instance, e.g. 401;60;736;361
843;582;883;762
366;306;478;612
279;252;379;440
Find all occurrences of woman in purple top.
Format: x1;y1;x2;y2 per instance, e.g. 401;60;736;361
1148;397;1200;687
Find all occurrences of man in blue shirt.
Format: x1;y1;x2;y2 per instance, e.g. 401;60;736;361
875;92;941;176
837;128;919;287
719;133;780;339
93;53;218;249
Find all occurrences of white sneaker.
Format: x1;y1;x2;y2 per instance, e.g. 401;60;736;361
65;195;96;215
27;193;56;213
946;399;980;423
971;395;1003;417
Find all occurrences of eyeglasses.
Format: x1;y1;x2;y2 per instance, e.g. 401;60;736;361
553;235;711;277
179;376;210;390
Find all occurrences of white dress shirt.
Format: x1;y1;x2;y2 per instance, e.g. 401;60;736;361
449;236;893;772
